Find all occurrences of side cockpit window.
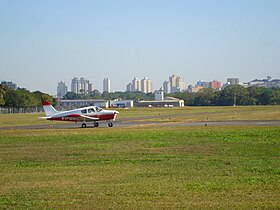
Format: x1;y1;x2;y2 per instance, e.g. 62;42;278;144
81;109;87;114
88;108;95;113
96;107;103;112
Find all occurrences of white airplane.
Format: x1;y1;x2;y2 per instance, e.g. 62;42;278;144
41;100;119;128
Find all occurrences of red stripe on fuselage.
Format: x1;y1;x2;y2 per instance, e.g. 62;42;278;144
47;114;116;122
67;114;82;117
95;114;115;120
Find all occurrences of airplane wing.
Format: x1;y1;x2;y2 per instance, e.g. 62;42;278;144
39;114;99;121
79;115;99;121
67;114;99;121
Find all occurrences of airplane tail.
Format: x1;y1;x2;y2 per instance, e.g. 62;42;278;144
42;100;58;117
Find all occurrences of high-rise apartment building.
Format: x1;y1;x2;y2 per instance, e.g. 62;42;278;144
132;78;141;91
147;79;152;93
188;85;204;93
126;83;133;92
169;75;185;93
163;81;171;94
71;77;80;94
57;81;68;98
227;78;239;86
141;77;152;93
103;78;111;93
202;82;211;88
126;77;152;93
210;80;221;89
176;77;185;92
169;75;177;93
1;81;17;90
80;77;90;95
196;80;221;89
126;78;141;92
196;80;204;87
71;77;92;95
141;77;147;93
88;83;93;93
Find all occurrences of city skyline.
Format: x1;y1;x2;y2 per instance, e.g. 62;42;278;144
2;74;279;97
0;1;279;94
2;73;279;94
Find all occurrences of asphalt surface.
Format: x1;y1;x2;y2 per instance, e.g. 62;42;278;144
1;119;280;130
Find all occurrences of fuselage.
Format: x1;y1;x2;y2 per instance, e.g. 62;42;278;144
48;106;118;122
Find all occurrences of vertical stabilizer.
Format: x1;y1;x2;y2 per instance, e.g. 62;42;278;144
42;100;58;117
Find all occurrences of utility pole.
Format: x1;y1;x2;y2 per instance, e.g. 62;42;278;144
233;88;236;107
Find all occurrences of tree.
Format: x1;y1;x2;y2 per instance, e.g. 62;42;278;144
219;85;251;106
89;90;101;99
193;88;219;106
257;88;274;105
0;84;6;106
63;92;80;100
17;89;38;109
168;91;195;105
101;91;110;99
33;91;55;106
248;87;275;105
271;88;280;105
4;89;20;108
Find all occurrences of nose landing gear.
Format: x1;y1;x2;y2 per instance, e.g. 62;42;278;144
108;122;113;127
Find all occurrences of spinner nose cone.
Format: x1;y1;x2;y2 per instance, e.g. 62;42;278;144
114;111;119;114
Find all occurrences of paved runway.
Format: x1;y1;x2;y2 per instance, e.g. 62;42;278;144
1;119;280;130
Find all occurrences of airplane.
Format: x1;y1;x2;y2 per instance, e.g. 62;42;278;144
41;100;119;128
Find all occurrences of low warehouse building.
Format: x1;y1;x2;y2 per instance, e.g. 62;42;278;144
57;99;109;109
135;98;184;108
109;100;134;108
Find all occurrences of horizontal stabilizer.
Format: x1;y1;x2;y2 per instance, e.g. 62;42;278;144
38;117;52;119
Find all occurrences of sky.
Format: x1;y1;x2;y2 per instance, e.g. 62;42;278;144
0;0;279;95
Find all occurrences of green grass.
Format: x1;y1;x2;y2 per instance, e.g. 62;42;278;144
123;106;280;123
0;126;279;209
0;105;280;127
0;112;62;127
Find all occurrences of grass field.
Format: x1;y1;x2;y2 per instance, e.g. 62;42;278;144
0;106;279;209
0;105;280;127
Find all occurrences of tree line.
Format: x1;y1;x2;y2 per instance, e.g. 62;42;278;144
1;84;279;110
170;85;280;106
64;90;155;101
0;84;55;110
64;85;280;106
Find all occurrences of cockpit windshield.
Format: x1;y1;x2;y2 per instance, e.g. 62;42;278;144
96;107;103;112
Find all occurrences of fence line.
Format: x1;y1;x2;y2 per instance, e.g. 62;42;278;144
0;107;44;114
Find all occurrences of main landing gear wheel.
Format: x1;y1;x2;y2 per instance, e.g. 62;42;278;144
108;122;113;127
82;123;87;128
94;122;99;127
